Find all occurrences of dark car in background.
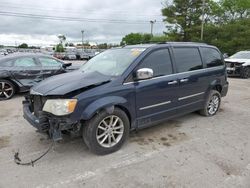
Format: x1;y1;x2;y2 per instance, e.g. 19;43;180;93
225;51;250;78
23;42;228;155
0;53;75;100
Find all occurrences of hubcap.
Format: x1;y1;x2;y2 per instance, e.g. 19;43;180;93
96;115;124;148
0;82;14;99
207;95;220;115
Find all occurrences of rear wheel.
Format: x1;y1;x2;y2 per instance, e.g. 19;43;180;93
83;108;130;155
240;67;250;78
199;90;221;116
0;79;16;100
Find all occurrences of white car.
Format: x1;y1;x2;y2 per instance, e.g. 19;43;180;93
225;51;250;78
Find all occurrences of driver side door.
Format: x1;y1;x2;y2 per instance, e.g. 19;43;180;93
135;48;179;128
11;57;43;87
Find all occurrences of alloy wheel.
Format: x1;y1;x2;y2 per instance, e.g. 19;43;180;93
96;115;124;148
0;82;14;99
207;95;220;115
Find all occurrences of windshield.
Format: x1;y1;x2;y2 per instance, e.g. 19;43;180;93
80;48;145;76
230;51;250;59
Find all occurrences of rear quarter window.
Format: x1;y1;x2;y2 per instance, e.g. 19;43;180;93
201;47;224;67
173;47;203;73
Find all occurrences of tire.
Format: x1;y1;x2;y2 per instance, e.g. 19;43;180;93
83;108;130;155
0;79;16;100
199;90;221;117
240;66;250;79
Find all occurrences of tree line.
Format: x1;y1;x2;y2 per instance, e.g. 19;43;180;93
121;0;250;55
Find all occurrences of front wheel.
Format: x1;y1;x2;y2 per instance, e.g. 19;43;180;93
240;67;250;79
83;108;130;155
199;90;221;116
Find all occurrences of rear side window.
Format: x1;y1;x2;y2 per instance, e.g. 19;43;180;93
138;48;173;77
39;57;62;67
201;47;223;67
174;48;203;72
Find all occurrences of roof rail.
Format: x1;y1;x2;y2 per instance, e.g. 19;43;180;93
155;41;208;45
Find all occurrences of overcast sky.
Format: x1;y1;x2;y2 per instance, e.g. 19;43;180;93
0;0;166;46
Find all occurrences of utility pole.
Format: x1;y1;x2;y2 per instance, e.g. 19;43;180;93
81;30;84;53
150;20;156;36
201;0;205;41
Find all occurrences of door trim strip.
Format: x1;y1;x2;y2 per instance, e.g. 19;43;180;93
178;92;205;101
139;100;171;110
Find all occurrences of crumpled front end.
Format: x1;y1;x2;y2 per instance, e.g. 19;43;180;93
225;61;243;75
23;95;79;141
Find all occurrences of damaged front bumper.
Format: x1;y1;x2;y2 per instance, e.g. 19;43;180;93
23;99;79;141
226;62;243;76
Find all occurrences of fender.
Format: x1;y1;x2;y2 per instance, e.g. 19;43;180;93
242;62;250;67
0;70;11;78
0;70;24;88
205;79;222;97
81;96;127;120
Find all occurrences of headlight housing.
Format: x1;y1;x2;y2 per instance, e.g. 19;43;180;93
43;99;77;116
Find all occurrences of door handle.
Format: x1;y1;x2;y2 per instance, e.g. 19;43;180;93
168;80;178;85
180;78;189;83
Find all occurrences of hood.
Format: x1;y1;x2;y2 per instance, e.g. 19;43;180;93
31;70;111;96
225;58;250;63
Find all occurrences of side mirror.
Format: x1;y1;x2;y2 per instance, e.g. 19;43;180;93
62;63;72;68
136;68;153;80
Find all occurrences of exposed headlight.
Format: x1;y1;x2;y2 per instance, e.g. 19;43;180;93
43;99;77;116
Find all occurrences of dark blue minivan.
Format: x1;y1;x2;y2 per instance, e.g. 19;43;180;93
23;42;229;154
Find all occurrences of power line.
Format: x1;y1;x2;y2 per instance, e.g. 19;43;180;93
0;3;162;17
0;11;162;24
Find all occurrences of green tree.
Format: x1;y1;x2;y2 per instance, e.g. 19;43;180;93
55;43;64;52
98;43;108;49
18;43;28;48
121;33;153;45
204;19;250;54
121;33;143;45
162;0;205;41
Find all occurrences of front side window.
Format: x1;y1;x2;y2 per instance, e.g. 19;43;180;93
14;57;37;67
174;48;203;72
137;48;173;77
201;47;223;67
80;48;145;76
39;57;62;67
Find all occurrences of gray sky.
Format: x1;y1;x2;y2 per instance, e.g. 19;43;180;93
0;0;166;46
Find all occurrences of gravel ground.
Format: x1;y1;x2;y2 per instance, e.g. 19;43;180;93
0;78;249;188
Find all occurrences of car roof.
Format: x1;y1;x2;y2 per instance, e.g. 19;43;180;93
0;53;55;62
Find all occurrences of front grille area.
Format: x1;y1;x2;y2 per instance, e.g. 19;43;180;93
226;62;233;67
31;95;47;117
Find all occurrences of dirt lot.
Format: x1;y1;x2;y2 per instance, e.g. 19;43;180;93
0;78;249;188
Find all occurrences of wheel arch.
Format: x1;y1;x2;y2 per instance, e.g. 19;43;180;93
80;96;130;121
0;77;20;92
208;80;223;94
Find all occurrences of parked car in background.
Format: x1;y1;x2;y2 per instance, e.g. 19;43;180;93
53;52;65;60
76;49;90;60
85;49;96;59
0;53;77;100
64;52;77;60
225;51;250;78
0;49;8;56
23;42;228;155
